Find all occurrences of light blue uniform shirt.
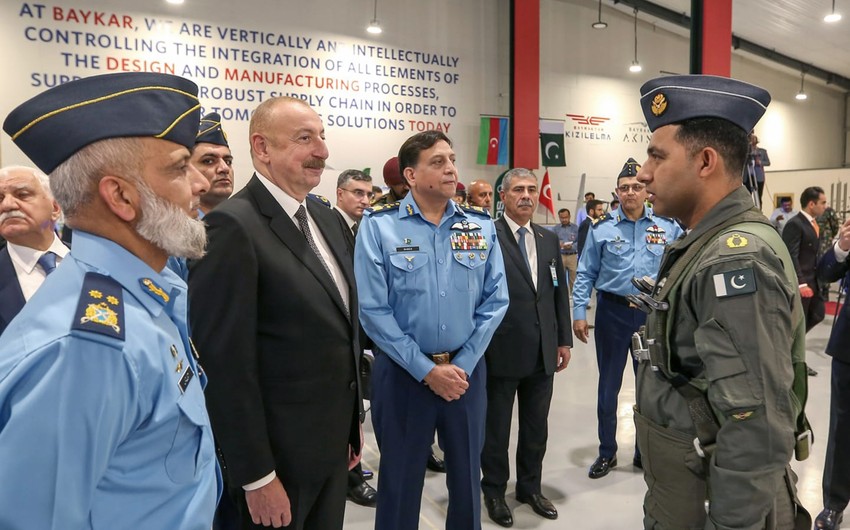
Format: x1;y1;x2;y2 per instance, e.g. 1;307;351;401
0;231;218;530
573;207;682;320
550;222;579;254
354;193;509;381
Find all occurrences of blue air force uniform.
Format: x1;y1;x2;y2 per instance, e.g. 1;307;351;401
354;193;508;530
0;231;219;529
573;206;682;461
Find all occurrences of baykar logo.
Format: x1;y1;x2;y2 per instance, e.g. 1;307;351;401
565;113;612;141
622;121;651;144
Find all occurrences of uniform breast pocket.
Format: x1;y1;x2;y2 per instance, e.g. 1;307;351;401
453;251;487;292
606;242;631;261
166;390;214;484
389;252;429;293
645;243;665;256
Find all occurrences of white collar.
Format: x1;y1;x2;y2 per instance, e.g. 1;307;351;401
7;234;69;274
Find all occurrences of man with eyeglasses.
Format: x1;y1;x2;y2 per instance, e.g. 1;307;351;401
572;158;682;480
334;169;380;509
335;169;374;239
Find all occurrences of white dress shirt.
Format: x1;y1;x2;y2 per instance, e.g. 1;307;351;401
7;234;69;301
503;214;538;289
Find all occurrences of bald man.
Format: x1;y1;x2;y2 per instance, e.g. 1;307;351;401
468;180;494;210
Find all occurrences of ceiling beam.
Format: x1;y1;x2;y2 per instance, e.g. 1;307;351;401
612;0;850;92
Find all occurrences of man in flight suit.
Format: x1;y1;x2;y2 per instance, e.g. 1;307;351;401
634;74;811;529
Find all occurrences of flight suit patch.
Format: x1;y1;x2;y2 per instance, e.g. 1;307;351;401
713;268;757;298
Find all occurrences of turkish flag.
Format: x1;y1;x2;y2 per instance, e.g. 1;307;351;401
538;170;555;216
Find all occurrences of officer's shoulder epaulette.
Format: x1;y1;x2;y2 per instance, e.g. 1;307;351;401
591;213;612;228
307;193;332;208
460;204;492;218
368;201;400;215
72;272;125;341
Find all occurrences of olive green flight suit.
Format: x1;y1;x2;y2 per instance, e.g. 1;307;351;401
635;187;807;530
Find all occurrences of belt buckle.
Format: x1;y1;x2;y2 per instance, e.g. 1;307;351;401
431;353;451;365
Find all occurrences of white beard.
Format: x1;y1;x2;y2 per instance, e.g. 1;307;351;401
136;181;207;260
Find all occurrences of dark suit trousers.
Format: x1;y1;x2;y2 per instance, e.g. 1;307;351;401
481;360;554;499
802;292;826;333
236;462;348;530
371;353;486;530
594;295;645;459
823;357;850;511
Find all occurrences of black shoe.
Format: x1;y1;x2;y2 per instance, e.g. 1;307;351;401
815;508;843;530
633;454;643;469
427;452;446;473
588;456;617;479
484;497;513;527
808;366;819;377
517;493;558;520
347;481;377;507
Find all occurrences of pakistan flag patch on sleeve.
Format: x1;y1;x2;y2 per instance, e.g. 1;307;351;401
713;268;757;298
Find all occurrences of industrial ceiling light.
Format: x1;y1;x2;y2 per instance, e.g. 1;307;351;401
592;0;608;29
796;71;808;100
367;0;382;34
165;0;184;4
629;8;642;73
824;0;842;22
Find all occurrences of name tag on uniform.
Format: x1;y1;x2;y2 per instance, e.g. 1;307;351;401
178;366;195;393
396;246;419;252
549;260;558;286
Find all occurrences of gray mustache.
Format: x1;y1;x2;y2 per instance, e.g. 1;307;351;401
0;210;26;223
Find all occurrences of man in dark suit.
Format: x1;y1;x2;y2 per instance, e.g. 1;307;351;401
815;218;850;530
576;199;606;258
189;96;362;530
782;186;828;333
0;165;68;336
332;169;379;508
482;168;572;527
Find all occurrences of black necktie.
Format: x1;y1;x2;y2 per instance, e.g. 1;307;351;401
352;222;359;236
37;251;57;276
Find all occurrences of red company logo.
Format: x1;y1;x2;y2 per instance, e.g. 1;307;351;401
566;114;610;126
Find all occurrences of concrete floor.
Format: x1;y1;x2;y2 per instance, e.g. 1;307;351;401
344;303;837;529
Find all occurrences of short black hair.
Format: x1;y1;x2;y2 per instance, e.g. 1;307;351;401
674;118;748;178
558;208;570;215
398;131;452;176
801;186;825;209
586;199;604;214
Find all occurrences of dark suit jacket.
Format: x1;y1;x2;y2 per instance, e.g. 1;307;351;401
485;217;572;378
0;247;26;336
189;175;362;488
818;247;850;363
782;212;821;288
576;217;592;257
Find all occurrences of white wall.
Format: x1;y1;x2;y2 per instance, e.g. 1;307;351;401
539;0;848;221
0;0;845;213
0;0;510;199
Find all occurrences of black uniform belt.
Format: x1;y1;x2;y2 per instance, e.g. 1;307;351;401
426;350;458;365
600;290;638;308
562;251;577;255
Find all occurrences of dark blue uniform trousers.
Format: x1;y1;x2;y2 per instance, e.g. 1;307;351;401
372;353;486;530
593;294;645;460
823;358;850;511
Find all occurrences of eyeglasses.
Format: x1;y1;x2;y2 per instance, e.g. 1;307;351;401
340;188;375;200
617;183;646;193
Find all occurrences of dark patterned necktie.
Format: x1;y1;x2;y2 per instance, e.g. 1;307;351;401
295;205;348;313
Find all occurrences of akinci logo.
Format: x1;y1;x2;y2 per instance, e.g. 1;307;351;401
565;113;613;141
